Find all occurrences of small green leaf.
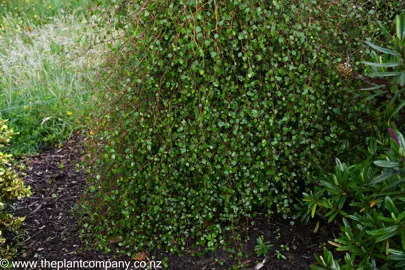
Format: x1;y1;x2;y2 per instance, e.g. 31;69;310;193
367;225;399;236
388;100;405;122
402;230;405;251
370;172;394;185
251;109;259;118
376;232;398;243
378;21;392;40
365;41;400;56
320;180;341;194
360;85;387;91
398;72;405;86
385;196;399;217
327;212;338;223
311;204;317;218
396;12;405;40
387;248;405;261
381;178;405;191
363;61;401;68
313;221;320;233
368;72;402;78
373;160;400;168
397;211;405;221
338;196;346;209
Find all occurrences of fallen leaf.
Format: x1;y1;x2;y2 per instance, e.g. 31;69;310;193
254;258;267;270
132;252;146;261
107;236;122;244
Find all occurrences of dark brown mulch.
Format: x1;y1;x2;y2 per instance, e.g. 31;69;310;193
11;135;339;270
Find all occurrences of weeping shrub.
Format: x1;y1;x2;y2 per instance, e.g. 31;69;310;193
81;0;404;254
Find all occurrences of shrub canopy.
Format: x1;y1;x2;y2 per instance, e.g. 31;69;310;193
82;0;405;253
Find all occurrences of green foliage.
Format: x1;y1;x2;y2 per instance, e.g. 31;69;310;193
275;249;287;261
81;0;404;255
311;247;357;270
255;236;272;258
303;128;405;269
363;12;405;124
0;120;31;258
304;11;405;269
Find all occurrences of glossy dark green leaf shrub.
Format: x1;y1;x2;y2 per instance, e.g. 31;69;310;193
305;128;405;269
304;11;405;269
81;0;403;254
363;12;405;124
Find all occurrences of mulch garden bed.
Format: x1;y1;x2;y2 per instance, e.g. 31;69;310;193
11;135;339;269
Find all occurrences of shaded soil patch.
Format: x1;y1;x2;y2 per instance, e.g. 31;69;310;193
12;136;339;269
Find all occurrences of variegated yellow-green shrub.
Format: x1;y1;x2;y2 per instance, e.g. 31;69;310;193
0;120;31;258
